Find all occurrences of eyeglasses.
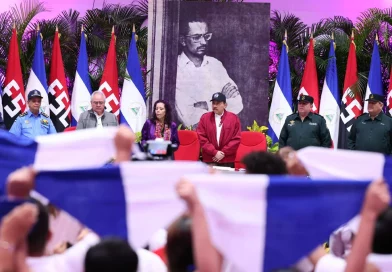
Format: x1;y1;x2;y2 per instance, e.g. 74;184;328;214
92;101;104;105
185;33;212;43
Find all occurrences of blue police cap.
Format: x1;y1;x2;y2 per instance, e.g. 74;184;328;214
28;90;43;100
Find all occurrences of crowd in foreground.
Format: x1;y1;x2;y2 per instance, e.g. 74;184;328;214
0;126;389;272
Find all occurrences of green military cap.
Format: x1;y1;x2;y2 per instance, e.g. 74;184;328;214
298;95;314;104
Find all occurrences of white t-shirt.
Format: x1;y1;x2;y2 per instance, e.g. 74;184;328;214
137;248;167;272
27;233;100;272
27;234;166;272
94;112;104;129
215;113;223;146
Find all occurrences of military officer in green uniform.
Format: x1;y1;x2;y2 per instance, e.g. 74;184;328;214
348;94;392;154
9;90;57;140
279;95;332;150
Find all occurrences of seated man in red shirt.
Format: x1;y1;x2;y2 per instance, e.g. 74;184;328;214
197;92;241;168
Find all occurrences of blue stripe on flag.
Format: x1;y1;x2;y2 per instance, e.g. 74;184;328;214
76;32;92;94
368;40;383;96
71;31;92;127
276;45;292;104
35;166;128;240
0;130;37;194
32;30;48;90
128;32;145;101
268;43;292;143
325;40;339;104
264;176;369;271
268;123;278;143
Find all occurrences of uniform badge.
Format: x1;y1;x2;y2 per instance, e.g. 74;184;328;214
370;94;374;99
25;120;29;124
288;120;295;126
301;96;305;100
41;119;49;126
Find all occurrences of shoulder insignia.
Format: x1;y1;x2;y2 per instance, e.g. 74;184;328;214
41;112;49;118
19;112;28;117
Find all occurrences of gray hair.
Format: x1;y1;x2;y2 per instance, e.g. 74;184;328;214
91;91;106;102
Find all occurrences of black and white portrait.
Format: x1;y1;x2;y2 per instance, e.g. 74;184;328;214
148;1;270;129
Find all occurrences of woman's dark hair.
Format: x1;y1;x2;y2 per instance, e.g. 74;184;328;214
152;99;172;126
165;214;195;272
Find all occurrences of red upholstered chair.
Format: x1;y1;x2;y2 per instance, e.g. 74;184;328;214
63;126;76;132
234;131;267;169
174;130;200;161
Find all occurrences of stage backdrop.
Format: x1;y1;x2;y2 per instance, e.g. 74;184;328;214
148;1;270;129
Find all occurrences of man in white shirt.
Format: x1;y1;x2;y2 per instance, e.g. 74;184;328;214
175;16;243;127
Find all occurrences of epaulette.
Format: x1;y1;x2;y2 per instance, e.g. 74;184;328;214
41;112;49;118
19;112;28;117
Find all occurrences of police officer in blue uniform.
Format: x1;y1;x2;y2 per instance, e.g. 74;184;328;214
9;90;57;139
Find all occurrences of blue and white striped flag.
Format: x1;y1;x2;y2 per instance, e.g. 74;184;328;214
25;27;49;115
0;127;119;194
71;28;92;126
32;165;374;271
320;38;340;149
120;28;146;133
0;130;392;270
364;38;383;113
268;38;292;143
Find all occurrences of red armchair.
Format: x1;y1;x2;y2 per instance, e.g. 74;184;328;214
234;131;267;169
63;127;76;132
174;130;200;161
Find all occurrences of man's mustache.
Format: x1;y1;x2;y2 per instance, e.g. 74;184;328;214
197;46;206;50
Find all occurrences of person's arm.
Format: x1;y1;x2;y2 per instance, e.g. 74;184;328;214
113;114;119;126
279;119;288;148
176;179;222;272
221;117;241;156
113;125;135;163
175;94;207;128
344;178;390;272
197;116;217;156
347;120;357;150
76;113;85;130
0;112;5;130
8;118;21;137
0;203;38;272
170;123;180;152
48;119;57;134
141;120;151;150
319;117;332;148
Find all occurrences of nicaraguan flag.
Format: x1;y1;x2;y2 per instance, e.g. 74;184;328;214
32;165;376;271
25;28;49;116
35;162;209;249
0;127;119;194
364;39;383;113
320;39;340;149
71;29;92;126
268;41;292;143
120;29;147;133
297;146;392;181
